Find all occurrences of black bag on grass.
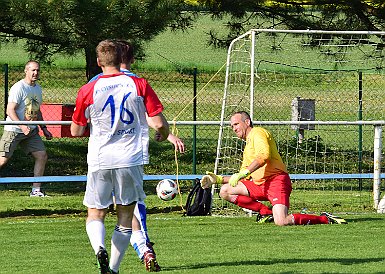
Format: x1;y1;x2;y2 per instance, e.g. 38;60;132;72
185;178;212;216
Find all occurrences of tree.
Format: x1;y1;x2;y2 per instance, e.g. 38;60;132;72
0;0;193;79
197;0;385;48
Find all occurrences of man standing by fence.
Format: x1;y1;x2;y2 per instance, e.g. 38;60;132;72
0;60;52;197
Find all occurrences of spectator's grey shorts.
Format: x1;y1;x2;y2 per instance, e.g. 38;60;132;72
0;128;45;158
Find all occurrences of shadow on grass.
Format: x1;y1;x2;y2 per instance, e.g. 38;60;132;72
0;208;86;218
2;206;381;220
146;206;184;214
0;205;183;218
344;216;385;222
162;257;385;271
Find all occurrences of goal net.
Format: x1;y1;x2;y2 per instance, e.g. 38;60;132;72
212;29;385;215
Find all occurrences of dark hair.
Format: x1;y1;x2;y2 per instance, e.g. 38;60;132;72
232;111;253;127
115;40;134;64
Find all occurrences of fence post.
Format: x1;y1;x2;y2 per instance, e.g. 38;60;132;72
358;71;363;190
373;124;382;209
192;67;197;174
4;63;8;119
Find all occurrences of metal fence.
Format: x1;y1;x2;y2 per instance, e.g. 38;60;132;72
0;64;225;179
2;48;385;184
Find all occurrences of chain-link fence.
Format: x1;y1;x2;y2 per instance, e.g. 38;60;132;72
209;29;385;213
3;29;385;201
0;64;225;183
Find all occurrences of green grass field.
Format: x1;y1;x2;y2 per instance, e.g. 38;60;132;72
0;190;384;274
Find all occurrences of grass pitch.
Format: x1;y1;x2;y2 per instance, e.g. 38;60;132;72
0;190;384;273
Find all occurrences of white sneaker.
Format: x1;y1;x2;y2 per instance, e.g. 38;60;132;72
29;190;48;197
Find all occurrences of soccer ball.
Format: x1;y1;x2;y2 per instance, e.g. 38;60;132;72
156;179;178;201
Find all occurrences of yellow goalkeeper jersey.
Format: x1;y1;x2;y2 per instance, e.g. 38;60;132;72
241;127;288;185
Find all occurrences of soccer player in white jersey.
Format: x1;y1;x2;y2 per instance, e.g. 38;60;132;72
71;40;169;273
89;39;185;265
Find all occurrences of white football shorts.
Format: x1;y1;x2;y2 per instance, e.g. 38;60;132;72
83;166;146;209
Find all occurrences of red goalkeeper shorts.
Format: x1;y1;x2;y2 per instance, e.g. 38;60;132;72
241;172;292;207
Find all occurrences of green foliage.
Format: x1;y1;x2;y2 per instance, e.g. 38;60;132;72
198;0;385;48
139;14;229;72
0;14;229;72
0;0;194;78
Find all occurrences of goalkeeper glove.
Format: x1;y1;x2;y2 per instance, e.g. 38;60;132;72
200;171;223;189
228;169;250;187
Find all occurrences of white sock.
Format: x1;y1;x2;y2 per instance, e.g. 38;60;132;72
110;225;132;272
86;220;106;254
130;230;150;260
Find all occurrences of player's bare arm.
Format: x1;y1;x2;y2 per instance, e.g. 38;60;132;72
70;122;86;137
37;110;53;140
148;113;169;142
146;113;184;152
167;134;185;153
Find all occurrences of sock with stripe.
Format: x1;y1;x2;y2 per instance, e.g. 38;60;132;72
110;225;132;272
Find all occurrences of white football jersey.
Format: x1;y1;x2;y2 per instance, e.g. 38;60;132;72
72;73;164;171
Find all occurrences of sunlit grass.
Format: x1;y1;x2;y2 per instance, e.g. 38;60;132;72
0;190;383;273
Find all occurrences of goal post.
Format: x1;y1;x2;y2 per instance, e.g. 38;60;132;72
213;29;385;214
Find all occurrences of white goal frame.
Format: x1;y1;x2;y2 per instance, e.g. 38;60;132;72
214;29;385;212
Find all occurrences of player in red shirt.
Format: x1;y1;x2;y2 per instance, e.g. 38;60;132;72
71;40;168;273
89;39;185;266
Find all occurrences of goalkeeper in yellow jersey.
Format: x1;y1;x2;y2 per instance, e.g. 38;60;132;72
200;111;347;225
